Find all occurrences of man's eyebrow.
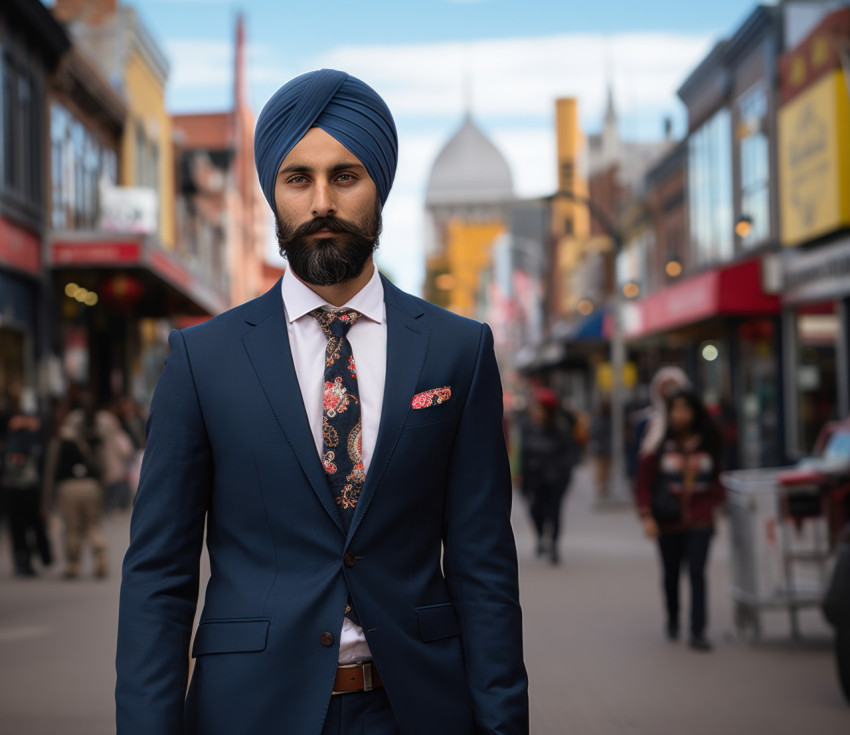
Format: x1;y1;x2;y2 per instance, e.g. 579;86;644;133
278;161;366;177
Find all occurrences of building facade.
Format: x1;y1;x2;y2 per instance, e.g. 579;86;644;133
48;0;229;406
0;0;69;418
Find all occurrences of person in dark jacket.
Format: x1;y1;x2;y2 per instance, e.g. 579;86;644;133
1;402;52;576
823;523;850;704
635;390;724;651
519;388;576;565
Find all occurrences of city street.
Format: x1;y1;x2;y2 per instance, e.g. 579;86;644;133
0;465;847;734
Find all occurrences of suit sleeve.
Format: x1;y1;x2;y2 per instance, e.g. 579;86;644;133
116;329;212;734
442;323;529;735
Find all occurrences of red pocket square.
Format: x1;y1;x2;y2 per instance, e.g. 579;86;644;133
411;387;452;409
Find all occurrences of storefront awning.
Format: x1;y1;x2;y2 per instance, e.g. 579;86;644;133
619;258;780;340
48;231;228;317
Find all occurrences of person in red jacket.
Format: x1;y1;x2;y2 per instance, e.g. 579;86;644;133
635;389;724;652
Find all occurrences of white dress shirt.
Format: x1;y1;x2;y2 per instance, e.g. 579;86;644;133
280;263;386;664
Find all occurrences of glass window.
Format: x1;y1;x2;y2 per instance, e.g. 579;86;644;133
3;55;17;192
688;109;733;266
795;306;839;454
738;85;770;246
49;101;117;231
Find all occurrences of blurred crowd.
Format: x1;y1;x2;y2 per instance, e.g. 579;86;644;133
0;388;147;579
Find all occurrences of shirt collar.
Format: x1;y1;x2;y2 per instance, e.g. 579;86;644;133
281;263;385;325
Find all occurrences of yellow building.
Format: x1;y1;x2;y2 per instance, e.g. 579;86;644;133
120;36;174;248
443;220;505;318
549;98;591;320
53;0;175;248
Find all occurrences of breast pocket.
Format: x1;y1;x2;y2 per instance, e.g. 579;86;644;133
404;400;458;429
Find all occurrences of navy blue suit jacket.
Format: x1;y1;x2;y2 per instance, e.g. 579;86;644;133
115;275;528;734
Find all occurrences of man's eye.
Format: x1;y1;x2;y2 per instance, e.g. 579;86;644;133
336;174;353;182
288;175;308;184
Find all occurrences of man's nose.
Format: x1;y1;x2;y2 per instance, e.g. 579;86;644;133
311;182;336;217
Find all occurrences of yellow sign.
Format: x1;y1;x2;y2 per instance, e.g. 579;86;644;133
595;361;638;392
779;70;850;246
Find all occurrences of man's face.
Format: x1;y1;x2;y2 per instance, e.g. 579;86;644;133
274;127;381;287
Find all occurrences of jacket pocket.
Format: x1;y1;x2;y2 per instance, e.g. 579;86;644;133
415;602;459;642
192;617;270;657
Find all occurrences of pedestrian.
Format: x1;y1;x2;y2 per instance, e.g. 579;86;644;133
99;405;134;512
0;395;52;577
635;389;724;652
519;388;576;564
823;523;850;704
116;69;528;735
44;393;108;579
635;365;691;461
588;399;612;504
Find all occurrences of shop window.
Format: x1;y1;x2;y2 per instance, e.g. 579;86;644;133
737;320;780;469
796;306;839;454
688;109;733;266
737;85;770;246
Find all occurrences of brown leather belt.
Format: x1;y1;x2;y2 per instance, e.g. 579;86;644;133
332;661;383;695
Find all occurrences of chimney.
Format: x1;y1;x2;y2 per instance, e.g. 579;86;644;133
663;116;673;140
234;12;246;109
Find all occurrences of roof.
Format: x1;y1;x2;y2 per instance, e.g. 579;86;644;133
425;114;514;207
172;112;232;150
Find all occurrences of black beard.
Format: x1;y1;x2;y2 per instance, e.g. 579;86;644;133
275;205;382;287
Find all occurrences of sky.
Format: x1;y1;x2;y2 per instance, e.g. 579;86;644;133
123;0;768;294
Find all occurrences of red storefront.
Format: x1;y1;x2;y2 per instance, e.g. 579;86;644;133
47;233;228;405
618;258;783;469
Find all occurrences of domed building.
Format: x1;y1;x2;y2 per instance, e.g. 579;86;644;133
423;114;514;316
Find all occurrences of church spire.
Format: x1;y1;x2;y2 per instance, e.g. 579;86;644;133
604;82;617;127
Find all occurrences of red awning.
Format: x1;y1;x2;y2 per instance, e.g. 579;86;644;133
49;232;228;316
618;258;780;340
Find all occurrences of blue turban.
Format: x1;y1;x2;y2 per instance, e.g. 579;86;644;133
254;69;398;211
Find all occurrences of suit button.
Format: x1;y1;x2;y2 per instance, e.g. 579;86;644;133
344;552;356;568
320;631;335;647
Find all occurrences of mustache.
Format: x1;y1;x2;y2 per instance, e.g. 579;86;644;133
283;215;378;242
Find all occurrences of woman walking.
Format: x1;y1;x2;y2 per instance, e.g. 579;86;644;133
635;389;724;651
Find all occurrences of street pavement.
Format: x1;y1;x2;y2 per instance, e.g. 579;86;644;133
0;464;847;734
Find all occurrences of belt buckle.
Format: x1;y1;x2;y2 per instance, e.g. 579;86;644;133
331;661;373;696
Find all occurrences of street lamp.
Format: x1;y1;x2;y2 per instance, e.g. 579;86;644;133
542;188;629;504
735;214;753;239
623;281;640;300
665;256;683;279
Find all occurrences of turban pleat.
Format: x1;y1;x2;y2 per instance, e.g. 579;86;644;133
254;69;398;210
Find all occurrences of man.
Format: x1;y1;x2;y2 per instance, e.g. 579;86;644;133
116;69;527;735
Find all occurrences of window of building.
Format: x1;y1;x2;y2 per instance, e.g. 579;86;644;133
737;85;770;246
0;49;42;214
135;120;160;191
688;109;733;266
50;102;118;231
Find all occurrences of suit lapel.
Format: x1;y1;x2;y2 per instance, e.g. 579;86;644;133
347;277;429;542
241;281;346;536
